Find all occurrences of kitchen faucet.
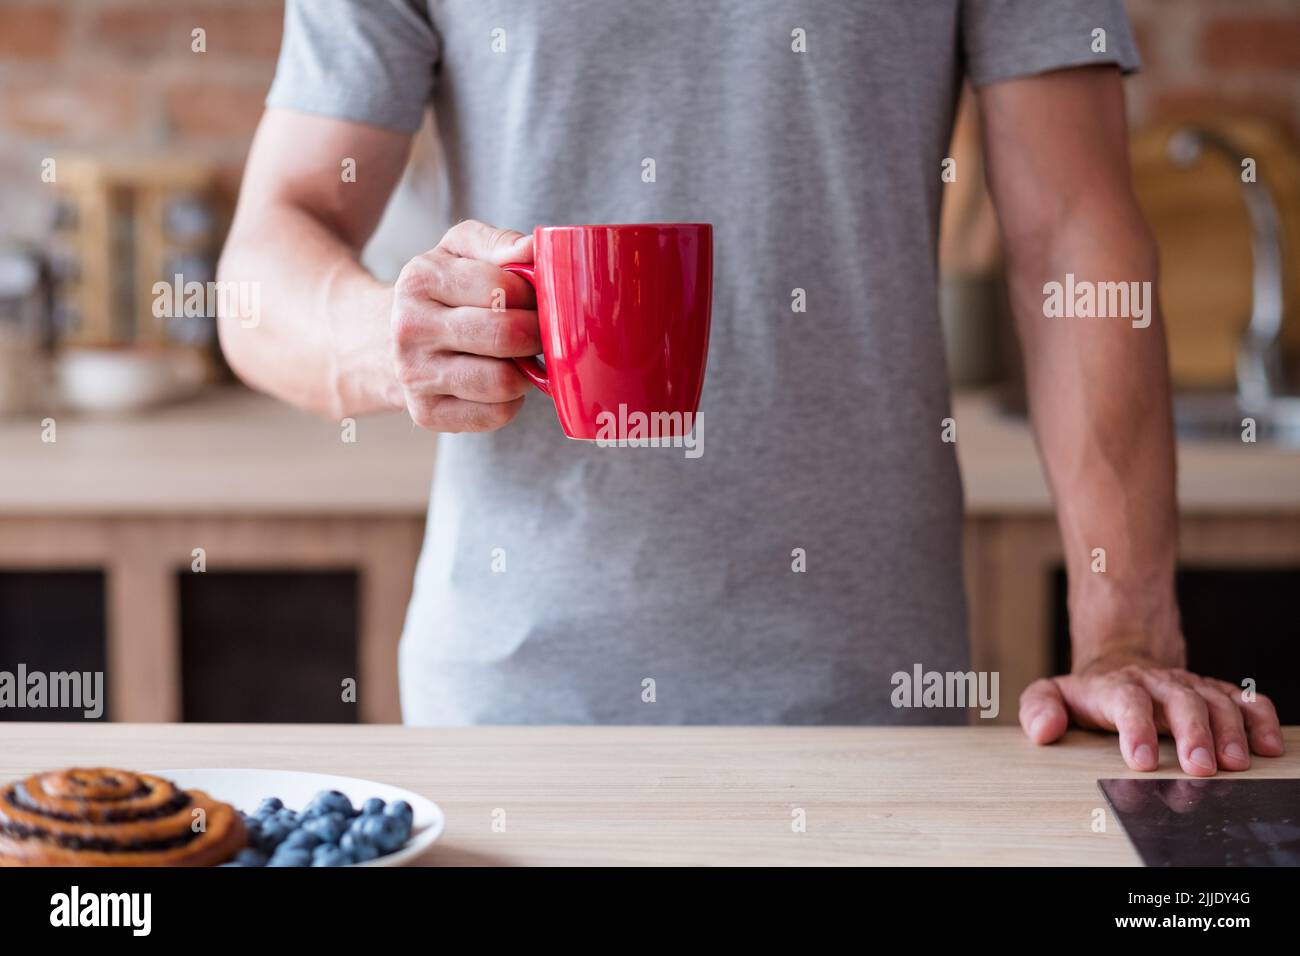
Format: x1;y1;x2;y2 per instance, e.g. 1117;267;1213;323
1167;127;1287;416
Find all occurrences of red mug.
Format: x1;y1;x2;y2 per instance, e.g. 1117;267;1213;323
503;223;712;441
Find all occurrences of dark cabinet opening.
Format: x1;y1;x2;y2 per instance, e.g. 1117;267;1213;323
179;570;359;723
0;571;107;721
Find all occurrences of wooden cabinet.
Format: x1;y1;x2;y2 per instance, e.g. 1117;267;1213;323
0;517;422;722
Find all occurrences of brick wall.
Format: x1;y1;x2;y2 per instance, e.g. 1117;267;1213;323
0;0;1296;243
0;0;284;239
1125;0;1300;140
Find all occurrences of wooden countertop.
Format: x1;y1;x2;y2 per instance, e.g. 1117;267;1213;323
952;393;1300;515
0;386;1296;515
1;724;1296;865
0;387;437;516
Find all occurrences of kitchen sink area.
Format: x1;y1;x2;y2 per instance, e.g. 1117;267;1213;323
1174;390;1300;445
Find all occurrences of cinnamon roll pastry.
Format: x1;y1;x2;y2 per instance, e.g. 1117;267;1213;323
0;768;246;866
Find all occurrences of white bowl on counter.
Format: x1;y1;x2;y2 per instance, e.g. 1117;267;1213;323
156;768;446;867
56;346;205;414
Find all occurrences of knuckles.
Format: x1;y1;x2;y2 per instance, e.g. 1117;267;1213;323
390;308;426;354
391;262;443;350
1108;683;1150;710
393;257;434;305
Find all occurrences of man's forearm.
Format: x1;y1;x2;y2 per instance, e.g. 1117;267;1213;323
217;199;400;420
981;68;1282;767
1007;213;1184;671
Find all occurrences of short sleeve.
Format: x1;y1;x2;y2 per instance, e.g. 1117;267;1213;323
265;0;441;134
961;0;1141;88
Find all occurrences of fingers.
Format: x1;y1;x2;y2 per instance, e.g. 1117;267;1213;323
389;221;541;434
394;303;541;359
406;393;526;433
1049;673;1159;771
421;354;532;404
390;231;542;434
394;306;541;375
438;218;533;266
1099;682;1160;772
1023;670;1160;771
397;251;535;310
1139;673;1217;776
1018;678;1069;744
1210;679;1285;757
1191;682;1251;771
1023;666;1286;778
434;307;543;358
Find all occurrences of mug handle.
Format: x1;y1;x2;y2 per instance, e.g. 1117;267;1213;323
500;262;550;397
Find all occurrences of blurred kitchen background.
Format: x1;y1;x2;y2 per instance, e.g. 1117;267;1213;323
0;0;1297;724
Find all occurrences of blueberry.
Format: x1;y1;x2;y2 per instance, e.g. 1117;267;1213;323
357;814;406;854
311;844;351;867
282;829;321;851
233;848;268;867
266;848;312;867
339;831;379;863
307;789;354;818
384;800;414;828
243;818;263;841
274;807;299;826
256;797;284;817
362;797;386;816
257;821;292;852
302;812;347;844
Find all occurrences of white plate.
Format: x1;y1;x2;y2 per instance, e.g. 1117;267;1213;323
153;768;445;867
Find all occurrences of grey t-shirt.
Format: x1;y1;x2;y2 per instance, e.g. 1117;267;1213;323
266;1;1139;725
